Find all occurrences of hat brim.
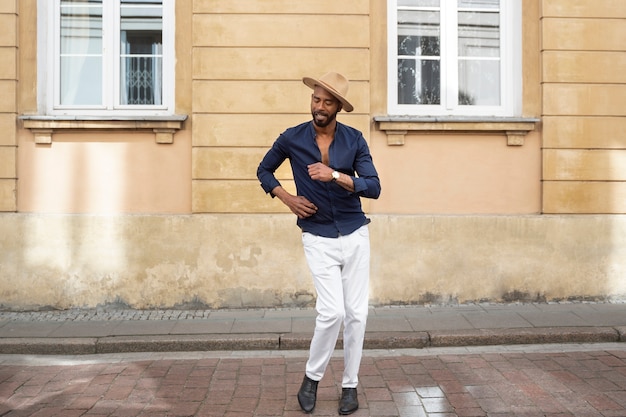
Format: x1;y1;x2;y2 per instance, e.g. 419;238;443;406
303;77;354;112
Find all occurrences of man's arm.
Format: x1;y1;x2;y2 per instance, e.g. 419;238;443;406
333;171;355;193
307;162;355;193
352;137;381;199
272;186;318;219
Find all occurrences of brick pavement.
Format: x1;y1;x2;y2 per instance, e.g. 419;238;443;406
1;344;626;416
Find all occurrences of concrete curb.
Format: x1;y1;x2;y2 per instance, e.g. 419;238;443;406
0;327;623;356
429;327;621;347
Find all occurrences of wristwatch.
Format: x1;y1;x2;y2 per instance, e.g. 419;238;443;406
331;171;340;182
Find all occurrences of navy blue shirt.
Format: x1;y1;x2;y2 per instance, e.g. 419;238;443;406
257;120;381;238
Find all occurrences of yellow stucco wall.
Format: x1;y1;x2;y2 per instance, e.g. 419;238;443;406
0;1;16;212
0;1;625;310
542;0;626;213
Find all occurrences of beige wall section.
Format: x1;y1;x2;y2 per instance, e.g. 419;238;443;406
193;81;370;115
0;3;16;212
542;0;626;214
174;0;193;116
193;0;368;14
543;85;626;117
542;0;626;17
0;214;624;309
0;81;17;112
0;48;16;79
521;0;542;117
542;19;625;51
543;183;626;214
543;51;626;84
370;132;541;214
543;116;626;149
194;48;370;82
193;114;370;148
0;181;15;212
0;1;16;14
544;150;626;181
17;131;192;214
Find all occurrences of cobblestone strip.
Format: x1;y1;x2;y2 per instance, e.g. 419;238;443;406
0;309;214;322
1;300;624;322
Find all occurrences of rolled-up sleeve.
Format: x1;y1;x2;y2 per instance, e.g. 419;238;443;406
257;137;287;196
352;137;381;199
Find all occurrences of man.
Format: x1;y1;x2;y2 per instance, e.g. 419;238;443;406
257;72;381;415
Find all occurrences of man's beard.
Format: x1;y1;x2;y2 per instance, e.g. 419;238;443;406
312;110;337;128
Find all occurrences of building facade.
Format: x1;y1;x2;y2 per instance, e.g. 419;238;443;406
0;0;625;310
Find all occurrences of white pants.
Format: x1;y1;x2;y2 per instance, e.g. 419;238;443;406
302;225;370;388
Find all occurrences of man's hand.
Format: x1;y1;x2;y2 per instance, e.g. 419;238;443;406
271;186;317;219
307;162;334;182
307;162;355;193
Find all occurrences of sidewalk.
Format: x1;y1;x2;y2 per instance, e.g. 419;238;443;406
0;302;624;355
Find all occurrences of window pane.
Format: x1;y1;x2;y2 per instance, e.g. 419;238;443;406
458;10;500;57
399;59;440;105
59;1;102;105
398;33;440;57
397;6;440;105
398;0;439;6
458;0;499;9
398;10;440;56
120;1;163;105
60;56;102;105
458;59;500;105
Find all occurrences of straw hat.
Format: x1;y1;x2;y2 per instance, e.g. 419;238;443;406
302;72;354;112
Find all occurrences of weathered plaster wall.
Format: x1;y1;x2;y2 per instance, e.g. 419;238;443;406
1;214;624;310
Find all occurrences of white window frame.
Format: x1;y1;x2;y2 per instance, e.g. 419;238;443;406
387;0;521;117
38;0;175;117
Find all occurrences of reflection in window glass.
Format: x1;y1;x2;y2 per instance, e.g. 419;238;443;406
459;60;500;105
397;5;441;104
398;0;439;6
458;0;499;9
59;1;103;105
458;4;500;106
458;11;500;57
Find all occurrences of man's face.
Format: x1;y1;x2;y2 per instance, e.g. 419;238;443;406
310;86;342;128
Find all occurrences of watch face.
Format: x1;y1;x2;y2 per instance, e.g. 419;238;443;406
332;171;340;180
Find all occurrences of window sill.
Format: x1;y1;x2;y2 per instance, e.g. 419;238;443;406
19;115;188;144
373;116;540;146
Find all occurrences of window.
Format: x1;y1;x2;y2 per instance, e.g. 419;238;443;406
387;0;521;116
42;0;174;116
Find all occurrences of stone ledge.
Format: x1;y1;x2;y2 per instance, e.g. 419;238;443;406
374;115;539;146
19;115;188;144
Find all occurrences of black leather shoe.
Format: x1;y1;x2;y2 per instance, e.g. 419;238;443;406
297;375;318;413
338;388;358;415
